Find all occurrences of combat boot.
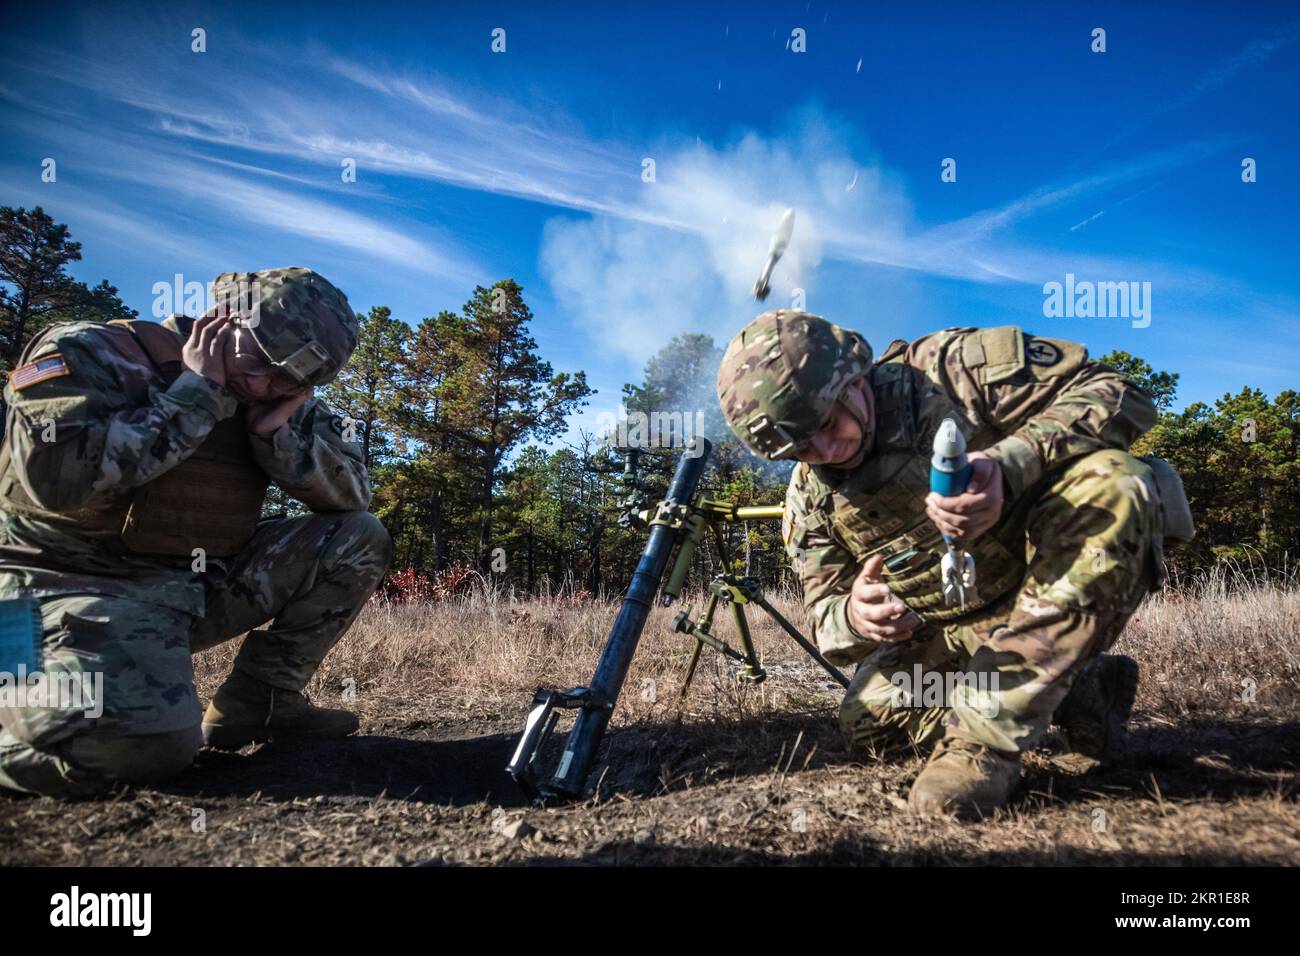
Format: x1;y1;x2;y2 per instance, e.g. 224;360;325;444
1054;654;1139;762
907;736;1020;820
202;668;359;749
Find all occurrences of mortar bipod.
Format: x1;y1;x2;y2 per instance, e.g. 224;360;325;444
673;574;850;696
673;574;768;694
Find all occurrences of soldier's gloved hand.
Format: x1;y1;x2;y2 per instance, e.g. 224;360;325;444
182;309;234;386
247;388;313;436
924;451;1004;543
847;554;922;643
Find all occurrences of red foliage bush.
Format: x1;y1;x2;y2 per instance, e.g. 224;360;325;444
374;565;480;604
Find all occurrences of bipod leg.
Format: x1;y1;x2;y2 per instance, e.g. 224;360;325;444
728;598;766;684
755;596;850;688
680;641;704;700
677;592;720;699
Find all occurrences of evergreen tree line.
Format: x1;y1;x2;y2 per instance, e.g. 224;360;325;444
2;206;1295;596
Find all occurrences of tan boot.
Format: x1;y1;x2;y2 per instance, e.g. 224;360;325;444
907;736;1020;820
202;669;359;749
1054;654;1139;762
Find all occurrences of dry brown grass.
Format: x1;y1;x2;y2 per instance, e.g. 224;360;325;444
194;583;850;727
7;570;1297;867
1117;565;1300;716
194;566;1300;727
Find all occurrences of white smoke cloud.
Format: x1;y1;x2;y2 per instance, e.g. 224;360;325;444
539;108;914;362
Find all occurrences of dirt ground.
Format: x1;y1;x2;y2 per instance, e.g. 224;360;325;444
2;586;1298;867
3;683;1297;866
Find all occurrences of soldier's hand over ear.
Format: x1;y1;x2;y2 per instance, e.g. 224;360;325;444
847;554;922;642
925;451;1004;543
182;310;233;387
247;388;313;436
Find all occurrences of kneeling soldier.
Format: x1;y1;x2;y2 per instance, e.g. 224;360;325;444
717;311;1190;818
0;268;393;797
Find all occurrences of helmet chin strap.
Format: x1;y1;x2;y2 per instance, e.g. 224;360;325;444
829;377;875;471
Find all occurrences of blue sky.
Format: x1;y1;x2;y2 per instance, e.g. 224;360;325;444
2;0;1297;446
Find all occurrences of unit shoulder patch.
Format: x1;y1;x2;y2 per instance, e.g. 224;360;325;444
7;354;70;391
1026;338;1063;366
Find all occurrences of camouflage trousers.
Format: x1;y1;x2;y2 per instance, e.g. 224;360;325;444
840;450;1162;756
0;510;392;797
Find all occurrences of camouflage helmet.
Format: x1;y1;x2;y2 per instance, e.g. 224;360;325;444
716;310;873;460
211;267;358;386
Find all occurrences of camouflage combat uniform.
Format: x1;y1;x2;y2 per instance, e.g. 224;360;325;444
0;270;392;797
724;315;1167;758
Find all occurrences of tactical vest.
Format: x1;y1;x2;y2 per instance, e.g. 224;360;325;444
806;351;1029;623
0;320;269;558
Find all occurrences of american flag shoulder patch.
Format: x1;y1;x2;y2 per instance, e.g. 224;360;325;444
8;354;71;391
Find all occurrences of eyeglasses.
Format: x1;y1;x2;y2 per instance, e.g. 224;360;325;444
230;329;309;396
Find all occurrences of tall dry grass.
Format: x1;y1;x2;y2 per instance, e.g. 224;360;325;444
193;567;1299;724
1117;563;1299;715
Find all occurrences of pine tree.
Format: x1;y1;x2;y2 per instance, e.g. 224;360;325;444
321;305;408;468
457;280;591;570
384;310;477;572
1096;349;1180;412
0;206;134;371
1142;387;1299;571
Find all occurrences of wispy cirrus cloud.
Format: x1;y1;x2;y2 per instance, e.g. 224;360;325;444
2;12;1295;376
0;24;1254;298
0;174;230;268
99;149;473;280
535;114;1246;359
0;45;486;284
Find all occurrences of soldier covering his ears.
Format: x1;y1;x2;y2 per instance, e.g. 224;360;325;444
0;268;393;797
717;310;1193;818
